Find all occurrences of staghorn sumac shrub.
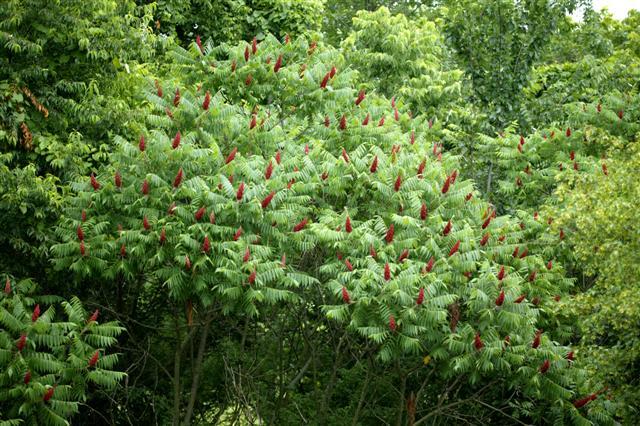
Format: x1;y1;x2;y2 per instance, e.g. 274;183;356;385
0;276;124;425
50;33;609;424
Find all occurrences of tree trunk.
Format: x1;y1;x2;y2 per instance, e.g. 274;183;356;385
182;315;213;425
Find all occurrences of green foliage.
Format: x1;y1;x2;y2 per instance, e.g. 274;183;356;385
148;0;324;46
442;0;584;128
341;7;465;114
0;0;158;173
47;33;616;423
0;276;124;425
0;155;62;277
549;123;640;422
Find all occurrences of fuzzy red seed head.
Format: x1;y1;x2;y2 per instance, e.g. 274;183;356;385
172;168;184;188
90;173;100;191
141;179;150;195
442;220;452;236
275;150;282;165
420;203;427;220
385;223;395;244
388;314;396;332
264;161;274;180
80;240;86;256
119;243;126;258
398;249;409;263
520;135;525;145
559;229;565;240
76;225;85;241
519;248;528;259
384;263;391;281
304;144;310;155
512;246;520;258
378;115;385;127
369;245;377;259
597;103;602;113
234;227;243;241
321;171;328;180
31;304;41;322
448;240;461;257
481;214;493;230
17;334;27;352
173;88;181;107
251;36;257;54
195;207;206;221
539;359;550;374
362;113;370;126
273;54;283;73
201;90;211;110
320;72;330;89
184;255;191;270
417;159;426;178
293;218;308;232
495;289;505;306
426;256;435;273
566;127;571;138
4;277;11;294
138;135;146;153
355;90;365;106
573;161;579;171
243;247;250;263
195;35;203;54
410;130;416;145
465;193;473;202
567;351;574;361
370;156;378;173
24;370;31;384
441;176;451;194
201;235;211;254
338;114;347;131
261;191;275;209
88;350;100;368
248;269;256;285
157;227;166;246
341;147;349;163
345;216;352;233
529;271;537;282
245;74;253;86
280;253;286;267
416;287;425;305
43;386;54;402
155;80;163;97
532;330;542;349
480;233;490;246
474;333;484;351
236;182;245;201
514;294;526;304
517;143;523;154
341;286;351;304
394;107;399;121
497;266;505;281
172;131;181;149
394;174;402;192
345;259;353;271
142;216;151;231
